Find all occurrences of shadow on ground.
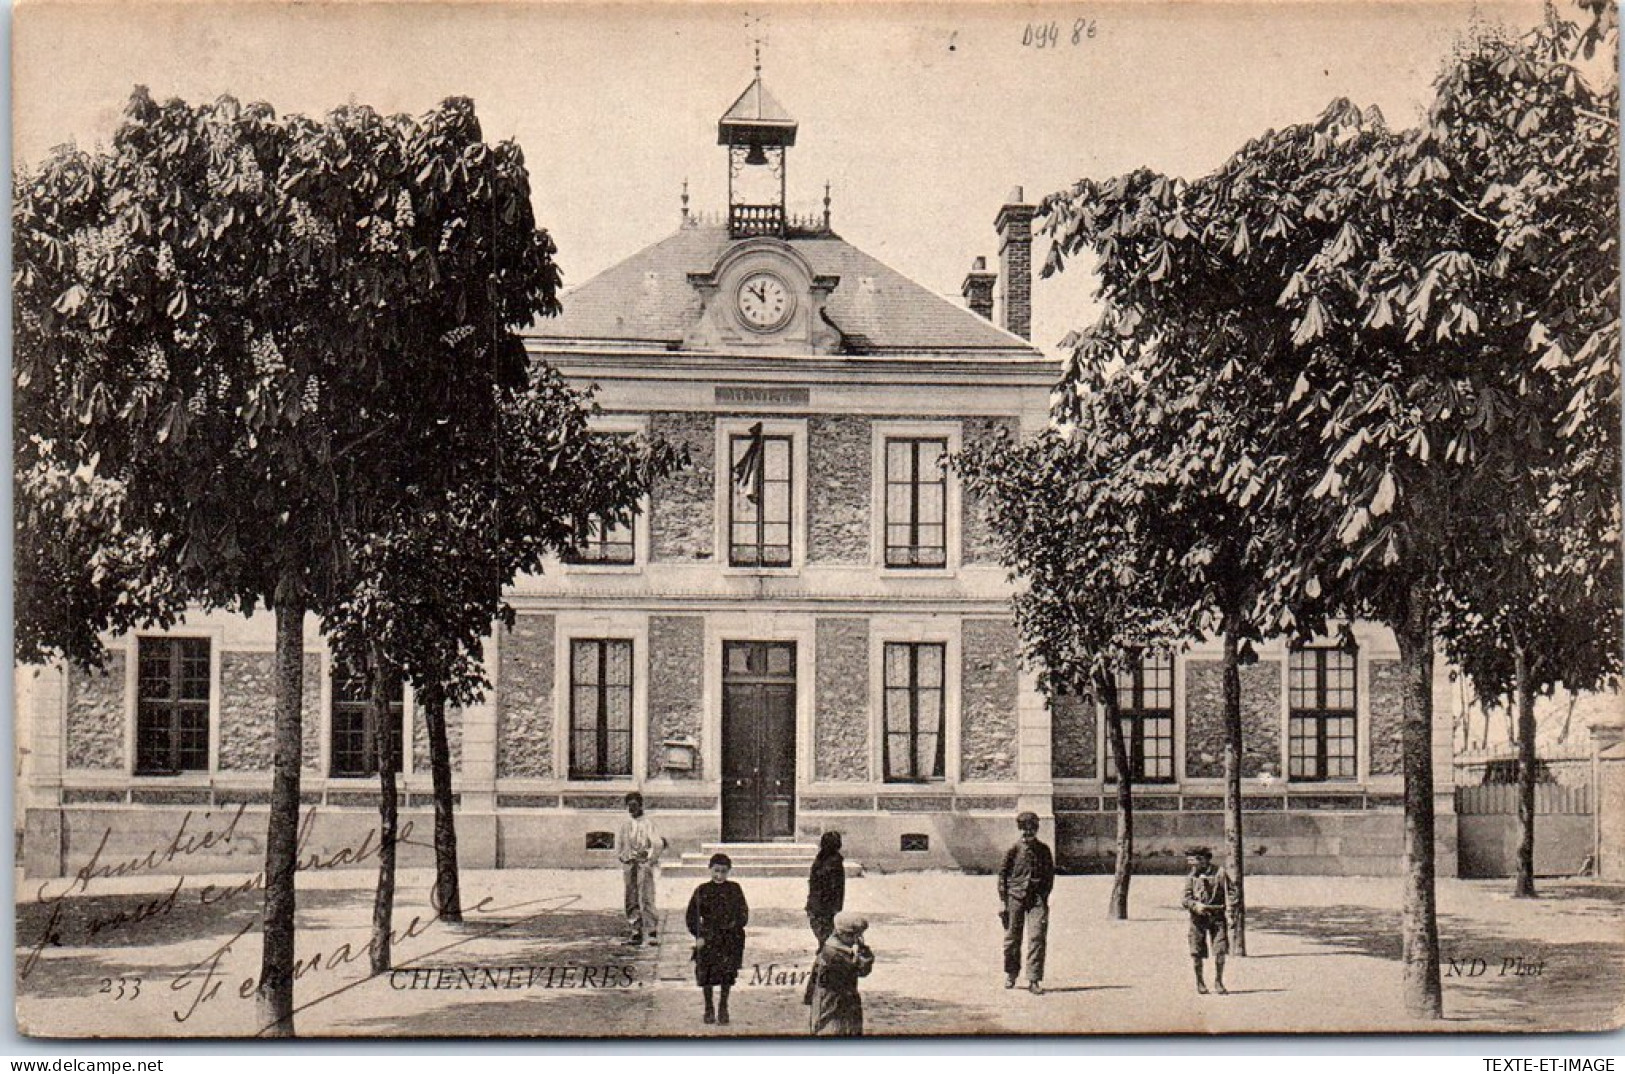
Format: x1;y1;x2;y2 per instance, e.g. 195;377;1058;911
1250;897;1625;1030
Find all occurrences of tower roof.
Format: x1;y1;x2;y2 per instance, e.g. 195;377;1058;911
718;76;798;146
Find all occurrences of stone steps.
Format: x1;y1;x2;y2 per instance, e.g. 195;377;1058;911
661;841;864;880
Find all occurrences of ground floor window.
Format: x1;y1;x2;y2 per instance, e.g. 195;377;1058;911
1106;653;1175;783
570;638;634;779
1288;645;1358;781
136;637;211;774
330;662;404;777
883;642;946;782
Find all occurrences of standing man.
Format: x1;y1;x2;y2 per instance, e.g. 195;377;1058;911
997;811;1054;994
1181;846;1235;994
618;791;667;946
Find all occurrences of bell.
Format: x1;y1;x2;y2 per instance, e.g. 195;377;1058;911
743;142;768;166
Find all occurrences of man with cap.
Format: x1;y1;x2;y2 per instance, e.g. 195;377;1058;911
1181;846;1235;995
617;792;667;946
806;912;874;1036
997;811;1054;994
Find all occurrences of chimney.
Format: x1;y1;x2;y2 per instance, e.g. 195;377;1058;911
995;186;1035;340
961;256;996;321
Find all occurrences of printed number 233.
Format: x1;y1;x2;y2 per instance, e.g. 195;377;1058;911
99;976;142;1001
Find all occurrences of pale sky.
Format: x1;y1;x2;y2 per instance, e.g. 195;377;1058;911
13;0;1550;356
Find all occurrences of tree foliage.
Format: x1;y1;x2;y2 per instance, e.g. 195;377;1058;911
1018;0;1616;1017
12;88;569;1035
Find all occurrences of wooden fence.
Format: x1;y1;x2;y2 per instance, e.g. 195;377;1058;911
1455;781;1592;816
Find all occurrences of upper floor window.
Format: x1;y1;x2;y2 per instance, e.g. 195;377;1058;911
729;428;793;567
884;438;948;569
1106;652;1175;784
136;637;211;774
564;432;639;566
883;642;947;782
570;639;634;779
565;516;636;566
1289;645;1358;782
331;662;404;777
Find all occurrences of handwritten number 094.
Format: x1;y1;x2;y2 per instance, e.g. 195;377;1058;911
1022;19;1098;47
99;976;142;1001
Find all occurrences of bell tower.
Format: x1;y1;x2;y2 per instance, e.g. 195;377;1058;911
718;56;797;239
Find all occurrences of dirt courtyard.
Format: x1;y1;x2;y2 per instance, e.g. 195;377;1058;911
14;867;1625;1039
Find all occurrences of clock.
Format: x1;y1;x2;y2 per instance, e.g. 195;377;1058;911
735;271;796;332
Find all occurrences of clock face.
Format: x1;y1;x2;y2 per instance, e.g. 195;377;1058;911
735;271;795;332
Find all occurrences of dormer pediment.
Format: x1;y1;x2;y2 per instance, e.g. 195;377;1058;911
683;237;841;355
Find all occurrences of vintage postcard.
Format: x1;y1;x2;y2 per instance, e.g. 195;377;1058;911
12;0;1624;1040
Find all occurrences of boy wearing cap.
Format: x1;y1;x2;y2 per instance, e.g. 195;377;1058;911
806;912;874;1036
997;811;1054;994
618;792;667;946
1181;846;1235;995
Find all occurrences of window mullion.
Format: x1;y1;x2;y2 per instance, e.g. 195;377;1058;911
908;646;921;780
597;643;610;779
168;643;183;773
909;442;921;551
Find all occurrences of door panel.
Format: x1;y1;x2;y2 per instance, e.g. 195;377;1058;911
721;643;797;842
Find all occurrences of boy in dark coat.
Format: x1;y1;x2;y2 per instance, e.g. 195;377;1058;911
997;811;1054;994
686;852;749;1025
805;831;846;948
1181;846;1235;995
806;912;873;1036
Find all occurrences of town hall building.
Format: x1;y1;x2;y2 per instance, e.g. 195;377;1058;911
20;73;1459;879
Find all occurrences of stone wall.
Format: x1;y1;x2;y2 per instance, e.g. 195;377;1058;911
960;417;1020;565
1368;658;1404;776
815;618;869;780
497;614;555;778
1184;659;1283;779
1050;692;1096;779
219;652;275;771
648;615;705;780
960;619;1019;781
300;654;322;771
808;416;870;563
650;412;714;563
66;654;125;771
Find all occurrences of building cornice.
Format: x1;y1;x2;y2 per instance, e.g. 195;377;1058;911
525;343;1060;388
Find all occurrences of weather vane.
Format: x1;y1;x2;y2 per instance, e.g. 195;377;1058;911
746;10;767;74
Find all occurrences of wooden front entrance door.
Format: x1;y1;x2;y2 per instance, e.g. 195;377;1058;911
721;641;797;842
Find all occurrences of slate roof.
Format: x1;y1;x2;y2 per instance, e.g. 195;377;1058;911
718;76;798;140
525;222;1039;357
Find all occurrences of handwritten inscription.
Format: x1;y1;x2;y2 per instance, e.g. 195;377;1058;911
21;806;429;981
1022;18;1098;48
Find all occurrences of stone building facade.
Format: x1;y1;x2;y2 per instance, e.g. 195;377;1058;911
20;74;1458;878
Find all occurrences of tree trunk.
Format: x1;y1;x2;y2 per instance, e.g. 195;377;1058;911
1393;583;1443;1020
422;683;462;922
1514;644;1537;899
1101;672;1133;920
1558;692;1577;745
370;644;399;974
256;591;304;1037
1222;621;1247;956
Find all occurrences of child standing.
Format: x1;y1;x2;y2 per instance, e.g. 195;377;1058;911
1181;846;1235;995
686;852;749;1025
806;912;873;1036
805;831;846;949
